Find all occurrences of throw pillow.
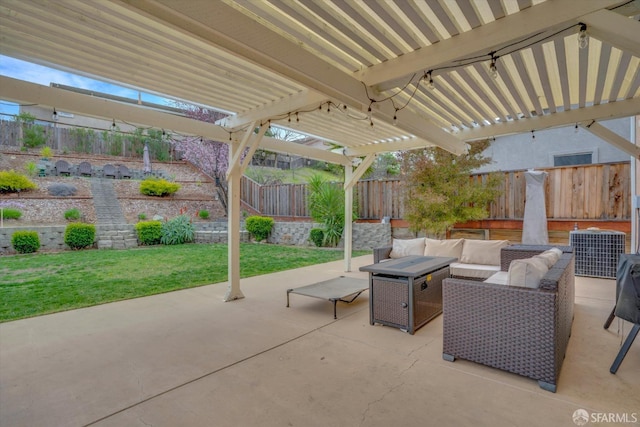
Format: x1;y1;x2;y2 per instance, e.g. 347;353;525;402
424;238;464;259
534;248;562;268
389;238;425;258
507;257;549;288
459;239;509;266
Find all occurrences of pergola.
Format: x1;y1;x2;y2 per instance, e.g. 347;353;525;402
1;0;639;301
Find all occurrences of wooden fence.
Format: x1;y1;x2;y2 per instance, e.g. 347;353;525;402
241;162;631;221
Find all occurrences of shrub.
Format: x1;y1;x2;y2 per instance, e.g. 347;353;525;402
24;161;38;177
198;209;210;220
17;112;46;148
161;215;195;245
64;208;81;221
11;231;40;254
135;220;163;245
40;146;53;159
138;213;147;220
309;228;324;247
140;178;180;197
245;216;274;242
1;208;22;220
64;223;95;250
0;170;38;193
49;183;77;197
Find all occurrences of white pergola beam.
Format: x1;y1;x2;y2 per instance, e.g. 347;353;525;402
580;9;640;58
217;91;327;130
0;76;348;166
360;0;624;90
582;121;640;159
344;154;376;190
346;137;440;156
127;0;467;156
458;98;640;142
226;121;257;181
239;124;268;176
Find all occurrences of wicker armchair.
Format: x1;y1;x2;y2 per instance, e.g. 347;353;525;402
442;245;575;393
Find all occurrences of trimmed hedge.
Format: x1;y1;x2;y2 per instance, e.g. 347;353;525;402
140;178;180;197
309;228;324;247
1;208;22;220
64;223;96;250
135;220;163;245
0;170;37;193
11;231;40;254
245;216;274;242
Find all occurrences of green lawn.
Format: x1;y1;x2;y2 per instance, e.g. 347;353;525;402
0;244;369;322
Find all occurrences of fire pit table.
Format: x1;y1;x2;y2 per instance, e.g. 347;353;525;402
360;256;456;334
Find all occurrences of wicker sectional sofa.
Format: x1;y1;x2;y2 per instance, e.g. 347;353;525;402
442;244;575;392
374;237;510;281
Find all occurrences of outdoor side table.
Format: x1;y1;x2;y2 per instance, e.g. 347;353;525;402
360;256;456;334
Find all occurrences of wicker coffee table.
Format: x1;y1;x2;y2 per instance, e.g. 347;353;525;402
360;256;456;334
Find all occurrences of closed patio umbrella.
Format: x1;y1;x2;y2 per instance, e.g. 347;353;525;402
522;170;548;245
143;143;152;174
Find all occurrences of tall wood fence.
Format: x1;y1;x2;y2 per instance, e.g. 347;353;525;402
241;162;631;221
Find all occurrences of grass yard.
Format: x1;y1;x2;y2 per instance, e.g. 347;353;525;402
0;243;369;322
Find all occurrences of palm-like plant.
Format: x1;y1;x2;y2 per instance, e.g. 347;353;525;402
307;174;355;247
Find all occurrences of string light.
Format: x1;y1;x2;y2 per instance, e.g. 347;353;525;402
578;23;588;49
489;54;499;79
111;120;116;130
531;130;535;140
425;71;435;90
574;123;579;133
393;108;398;126
52;108;58;121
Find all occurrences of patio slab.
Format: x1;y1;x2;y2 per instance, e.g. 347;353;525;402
1;256;638;427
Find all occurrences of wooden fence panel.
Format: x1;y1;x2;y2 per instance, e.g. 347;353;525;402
238;163;632;221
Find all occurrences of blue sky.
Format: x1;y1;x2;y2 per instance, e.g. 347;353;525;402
0;55;170;118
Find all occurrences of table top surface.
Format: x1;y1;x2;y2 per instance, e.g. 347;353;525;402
359;256;457;278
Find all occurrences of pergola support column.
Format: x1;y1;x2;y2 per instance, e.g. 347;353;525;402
343;164;353;272
224;138;245;302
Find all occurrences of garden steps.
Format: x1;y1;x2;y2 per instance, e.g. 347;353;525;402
90;179;137;249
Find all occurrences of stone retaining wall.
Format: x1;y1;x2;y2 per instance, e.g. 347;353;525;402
0;221;390;254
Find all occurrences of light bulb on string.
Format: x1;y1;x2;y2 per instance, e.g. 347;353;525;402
578;23;588;49
489;55;499;79
574;123;579;133
295;112;300;123
367;104;373;121
393;109;398;126
52;108;58;121
531;130;535;141
425;71;435;90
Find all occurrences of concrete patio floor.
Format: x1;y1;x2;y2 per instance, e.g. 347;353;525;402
1;255;638;427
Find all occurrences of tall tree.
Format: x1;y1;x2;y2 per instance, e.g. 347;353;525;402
399;139;502;237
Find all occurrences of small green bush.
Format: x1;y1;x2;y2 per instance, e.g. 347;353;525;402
309;228;324;247
64;208;81;221
245;216;274;242
11;231;40;254
198;209;210;220
140;178;180;197
138;213;147;220
0;170;38;193
64;223;96;250
135;220;163;245
161;215;195;245
24;161;38;177
1;208;22;220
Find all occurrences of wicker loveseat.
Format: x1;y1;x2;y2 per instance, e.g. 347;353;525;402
442;244;575;392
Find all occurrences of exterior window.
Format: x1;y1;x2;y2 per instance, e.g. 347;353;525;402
553;153;592;167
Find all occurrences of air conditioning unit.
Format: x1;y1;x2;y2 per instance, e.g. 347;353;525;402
570;230;625;278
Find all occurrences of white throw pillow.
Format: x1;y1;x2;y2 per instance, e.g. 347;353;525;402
459;239;509;266
507;257;549;288
533;248;562;268
389;238;425;258
424;238;464;259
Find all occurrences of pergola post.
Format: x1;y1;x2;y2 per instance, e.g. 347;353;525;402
343;164;353;272
224;138;244;302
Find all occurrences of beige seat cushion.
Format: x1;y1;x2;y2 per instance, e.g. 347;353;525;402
483;271;509;285
459;239;509;266
449;262;501;280
390;238;425;258
424;238;464;260
507;257;549;288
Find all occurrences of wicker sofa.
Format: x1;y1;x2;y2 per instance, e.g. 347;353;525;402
442;244;575;392
374;237;510;281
